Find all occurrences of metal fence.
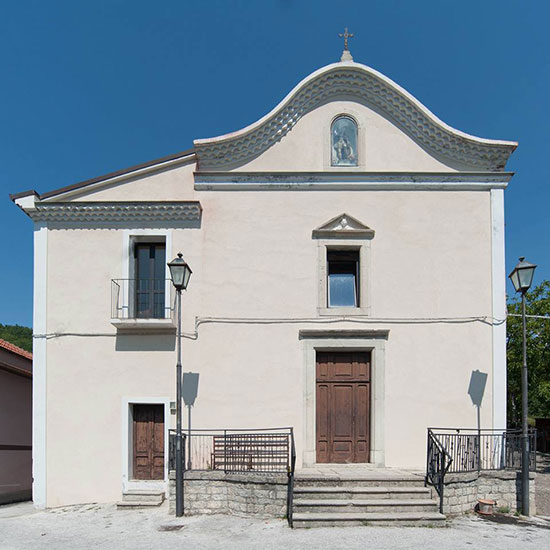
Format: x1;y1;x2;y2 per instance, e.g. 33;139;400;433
111;278;173;320
169;428;296;526
169;428;293;473
426;428;537;512
429;428;536;473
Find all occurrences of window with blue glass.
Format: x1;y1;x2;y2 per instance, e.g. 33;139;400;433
327;250;359;307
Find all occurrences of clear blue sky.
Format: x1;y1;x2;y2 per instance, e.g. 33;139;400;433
1;1;548;327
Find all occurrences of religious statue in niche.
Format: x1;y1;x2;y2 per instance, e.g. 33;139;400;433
331;116;358;166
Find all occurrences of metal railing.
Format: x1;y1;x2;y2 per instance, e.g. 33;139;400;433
287;428;297;528
426;428;537;512
168;432;186;473
426;429;453;513
169;427;296;527
111;278;174;320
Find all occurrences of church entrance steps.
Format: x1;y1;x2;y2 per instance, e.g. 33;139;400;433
116;489;165;508
292;511;446;528
294;486;432;499
292;467;444;527
295;477;426;488
294;498;439;514
295;473;426;488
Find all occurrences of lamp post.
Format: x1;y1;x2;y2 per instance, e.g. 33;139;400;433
508;256;537;516
168;253;192;518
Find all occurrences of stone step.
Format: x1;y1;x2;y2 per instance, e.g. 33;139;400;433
294;498;438;514
293;486;433;500
292;511;446;528
116;500;165;508
294;476;426;489
120;490;165;505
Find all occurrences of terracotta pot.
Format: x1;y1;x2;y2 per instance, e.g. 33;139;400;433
477;498;496;515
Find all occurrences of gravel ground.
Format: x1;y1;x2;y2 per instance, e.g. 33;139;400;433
536;452;550;517
1;501;549;550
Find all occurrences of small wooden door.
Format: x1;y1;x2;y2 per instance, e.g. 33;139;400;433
316;351;371;463
133;404;165;480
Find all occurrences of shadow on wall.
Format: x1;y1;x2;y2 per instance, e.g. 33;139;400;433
468;369;488;429
115;333;176;352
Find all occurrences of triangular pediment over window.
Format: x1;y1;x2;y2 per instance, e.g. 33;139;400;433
312;213;375;239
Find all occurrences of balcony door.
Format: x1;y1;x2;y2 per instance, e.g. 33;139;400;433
135;243;166;319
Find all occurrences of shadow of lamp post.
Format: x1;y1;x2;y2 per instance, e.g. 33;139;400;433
182;372;199;470
168;253;192;518
508;256;536;516
468;369;488;471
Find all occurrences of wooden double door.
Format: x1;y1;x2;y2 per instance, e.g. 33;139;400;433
316;351;371;463
133;404;165;480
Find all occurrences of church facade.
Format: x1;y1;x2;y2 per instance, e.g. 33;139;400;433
12;50;516;508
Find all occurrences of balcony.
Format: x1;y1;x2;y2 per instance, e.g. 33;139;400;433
111;279;176;331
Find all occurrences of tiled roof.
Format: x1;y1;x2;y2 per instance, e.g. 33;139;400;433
0;338;33;360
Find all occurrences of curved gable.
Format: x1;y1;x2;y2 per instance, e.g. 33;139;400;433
194;62;516;171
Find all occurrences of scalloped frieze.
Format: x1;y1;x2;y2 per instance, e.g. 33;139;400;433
29;202;202;222
194;65;515;171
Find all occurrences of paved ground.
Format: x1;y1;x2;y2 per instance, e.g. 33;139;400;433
537;452;550;516
1;501;549;550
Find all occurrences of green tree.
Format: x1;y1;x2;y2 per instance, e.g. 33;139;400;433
507;280;550;426
0;323;33;353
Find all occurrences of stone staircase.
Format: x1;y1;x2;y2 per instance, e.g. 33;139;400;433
292;470;445;528
116;489;165;508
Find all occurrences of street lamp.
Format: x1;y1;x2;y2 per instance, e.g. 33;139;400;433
508;256;537;516
168;253;192;518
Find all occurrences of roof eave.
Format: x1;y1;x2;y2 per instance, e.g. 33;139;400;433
10;148;196;206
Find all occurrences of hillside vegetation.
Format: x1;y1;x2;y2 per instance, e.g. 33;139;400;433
0;323;32;353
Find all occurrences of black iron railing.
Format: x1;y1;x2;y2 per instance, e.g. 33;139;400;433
287;428;297;528
168;431;186;472
426;428;537;512
426;429;453;513
168;427;296;527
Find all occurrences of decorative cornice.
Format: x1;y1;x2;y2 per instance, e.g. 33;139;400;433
194;171;513;190
194;63;516;171
195;171;514;183
26;201;202;223
298;329;390;340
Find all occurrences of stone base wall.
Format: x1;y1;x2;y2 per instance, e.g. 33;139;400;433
168;470;288;518
441;470;536;515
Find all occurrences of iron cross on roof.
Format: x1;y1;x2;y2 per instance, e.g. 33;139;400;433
339;27;354;51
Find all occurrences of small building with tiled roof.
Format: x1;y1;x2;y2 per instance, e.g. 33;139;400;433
0;338;32;504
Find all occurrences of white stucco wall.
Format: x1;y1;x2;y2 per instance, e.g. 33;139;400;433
40;185;498;507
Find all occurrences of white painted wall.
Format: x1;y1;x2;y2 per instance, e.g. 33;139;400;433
32;223;48;508
38;185;499;507
490;189;507;430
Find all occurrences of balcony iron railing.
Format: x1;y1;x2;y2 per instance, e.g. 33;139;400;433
111;278;174;320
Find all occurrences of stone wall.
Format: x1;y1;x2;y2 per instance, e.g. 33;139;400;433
441;470;536;515
168;470;288;518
